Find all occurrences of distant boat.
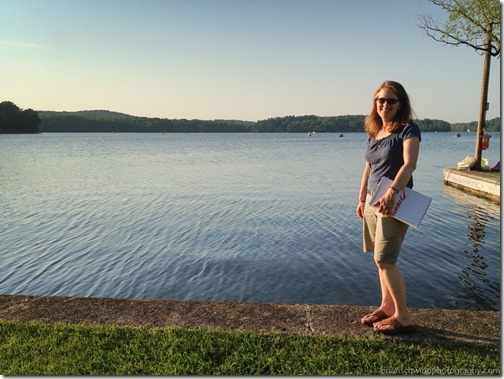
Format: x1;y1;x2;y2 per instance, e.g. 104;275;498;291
307;131;315;137
339;134;343;137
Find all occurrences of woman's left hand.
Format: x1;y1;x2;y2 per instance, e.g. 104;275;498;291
373;188;396;215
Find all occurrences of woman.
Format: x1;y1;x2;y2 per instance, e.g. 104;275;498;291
356;81;420;335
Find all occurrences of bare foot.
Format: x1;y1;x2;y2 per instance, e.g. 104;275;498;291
373;315;416;334
361;308;392;327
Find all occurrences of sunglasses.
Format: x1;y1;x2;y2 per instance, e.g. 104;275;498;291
376;97;399;105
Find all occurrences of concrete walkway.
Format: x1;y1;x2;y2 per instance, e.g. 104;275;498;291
443;169;500;204
0;295;499;348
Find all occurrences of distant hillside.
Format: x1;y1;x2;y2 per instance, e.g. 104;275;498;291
38;110;255;133
37;110;501;133
39;110;138;120
451;117;501;132
0;101;40;133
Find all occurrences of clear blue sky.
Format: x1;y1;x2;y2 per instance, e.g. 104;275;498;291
1;0;500;123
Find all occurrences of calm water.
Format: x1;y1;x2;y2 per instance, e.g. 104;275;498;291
0;132;500;311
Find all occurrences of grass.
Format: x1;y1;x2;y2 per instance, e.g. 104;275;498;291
0;321;500;375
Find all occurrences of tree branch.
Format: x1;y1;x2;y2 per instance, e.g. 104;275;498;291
417;0;500;58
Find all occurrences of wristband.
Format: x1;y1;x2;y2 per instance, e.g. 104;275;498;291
390;186;399;194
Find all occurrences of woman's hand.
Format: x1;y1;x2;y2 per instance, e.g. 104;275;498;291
357;163;371;220
356;201;365;220
373;188;396;215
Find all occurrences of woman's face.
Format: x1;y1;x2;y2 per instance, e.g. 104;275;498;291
375;87;400;123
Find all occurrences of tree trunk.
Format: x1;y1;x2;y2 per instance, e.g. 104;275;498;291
473;28;492;171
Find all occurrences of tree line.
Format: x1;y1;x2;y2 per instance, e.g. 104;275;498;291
37;111;500;133
451;117;501;132
251;115;366;133
0;101;41;133
0;102;500;134
38;111;253;133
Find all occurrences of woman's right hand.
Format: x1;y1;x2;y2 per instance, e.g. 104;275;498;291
356;201;365;220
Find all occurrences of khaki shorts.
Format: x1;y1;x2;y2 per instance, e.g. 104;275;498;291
363;193;409;264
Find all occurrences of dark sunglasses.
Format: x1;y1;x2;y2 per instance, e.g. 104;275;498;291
376;97;399;105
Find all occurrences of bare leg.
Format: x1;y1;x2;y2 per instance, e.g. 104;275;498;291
360;260;395;325
374;261;414;330
377;260;396;315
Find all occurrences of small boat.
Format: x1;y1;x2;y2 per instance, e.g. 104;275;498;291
339;134;343;137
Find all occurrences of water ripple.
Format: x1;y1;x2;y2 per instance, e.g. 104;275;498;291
0;133;500;310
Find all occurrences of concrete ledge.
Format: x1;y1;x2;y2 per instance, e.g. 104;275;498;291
0;295;499;347
443;169;500;204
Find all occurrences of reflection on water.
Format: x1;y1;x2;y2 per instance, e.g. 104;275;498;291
443;185;500;310
460;206;500;310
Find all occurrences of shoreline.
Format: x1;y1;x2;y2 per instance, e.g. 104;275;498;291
0;294;499;347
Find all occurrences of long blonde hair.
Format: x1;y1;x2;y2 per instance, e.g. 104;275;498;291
364;81;415;138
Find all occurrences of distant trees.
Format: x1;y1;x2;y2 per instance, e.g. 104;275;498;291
0;101;40;133
1;105;497;134
416;118;451;132
37;110;500;133
251;115;496;133
451;116;500;132
38;111;254;133
38;112;368;134
252;115;366;133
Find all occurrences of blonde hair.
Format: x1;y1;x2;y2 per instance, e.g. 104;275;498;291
364;81;415;138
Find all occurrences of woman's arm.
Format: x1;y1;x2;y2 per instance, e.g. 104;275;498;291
390;136;420;191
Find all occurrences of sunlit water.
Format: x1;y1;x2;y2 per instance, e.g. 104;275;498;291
0;132;500;310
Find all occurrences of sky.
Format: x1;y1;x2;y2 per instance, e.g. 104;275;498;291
1;0;501;123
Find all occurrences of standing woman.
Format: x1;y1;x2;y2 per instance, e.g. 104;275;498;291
356;81;420;335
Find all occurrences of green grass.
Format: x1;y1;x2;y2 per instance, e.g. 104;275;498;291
0;321;500;375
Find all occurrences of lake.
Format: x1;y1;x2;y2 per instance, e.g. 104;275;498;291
0;132;500;311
